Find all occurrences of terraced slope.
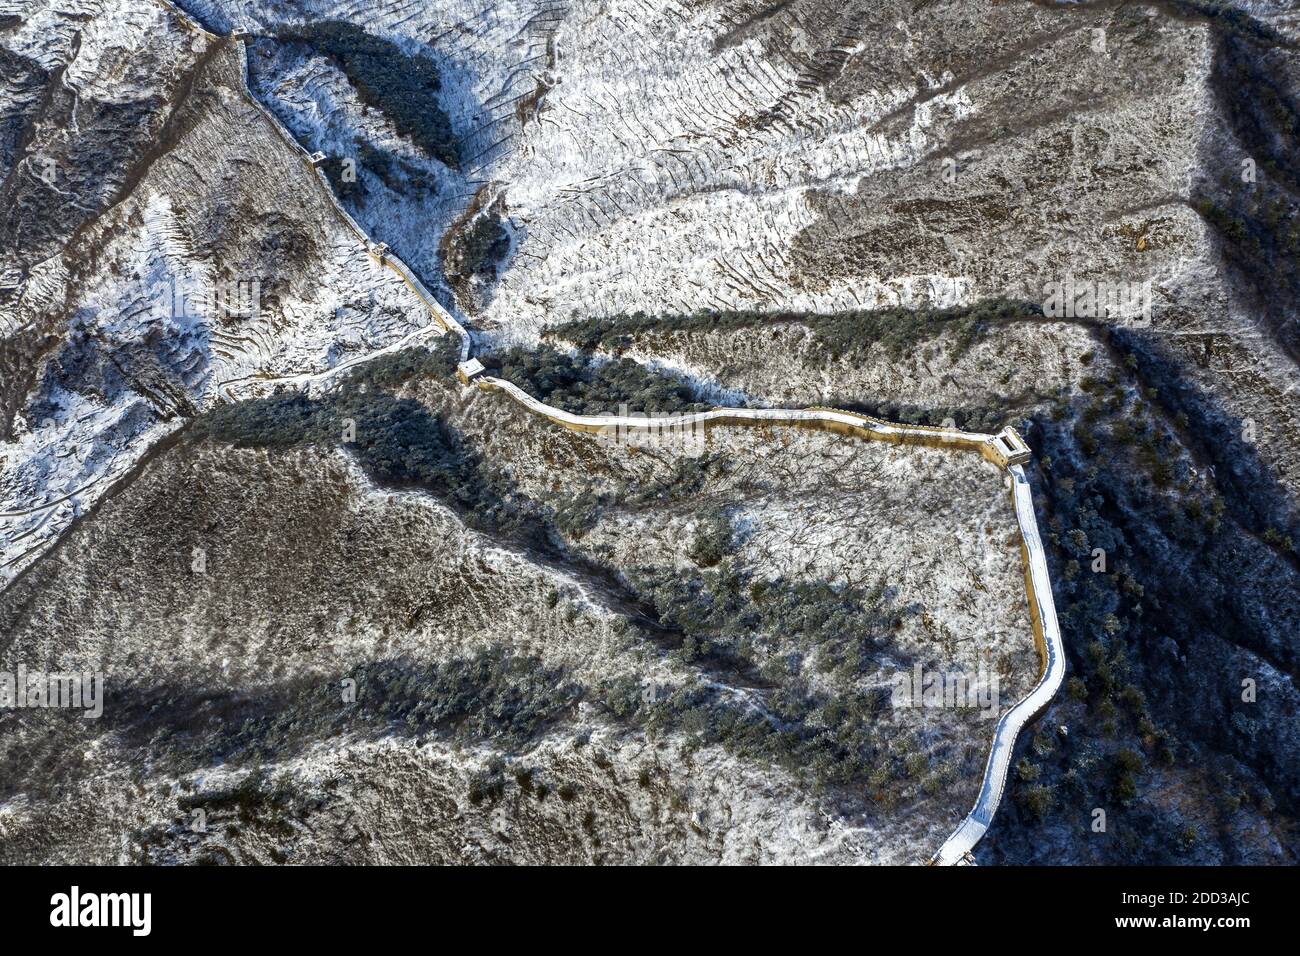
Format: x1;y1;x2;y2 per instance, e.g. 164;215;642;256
0;3;434;584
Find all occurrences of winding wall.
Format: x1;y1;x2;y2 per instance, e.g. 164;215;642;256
472;375;1065;865
164;1;1070;866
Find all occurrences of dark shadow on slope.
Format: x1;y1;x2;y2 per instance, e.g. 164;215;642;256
199;344;771;688
980;333;1299;863
1192;26;1300;359
274;21;458;169
0;650;580;805
549;298;1040;364
1108;326;1299;568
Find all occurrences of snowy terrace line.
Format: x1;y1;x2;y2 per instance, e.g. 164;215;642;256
180;1;1064;865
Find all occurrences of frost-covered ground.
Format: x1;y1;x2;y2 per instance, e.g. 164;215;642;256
0;3;435;584
181;0;1298;489
0;374;1038;863
187;0;975;323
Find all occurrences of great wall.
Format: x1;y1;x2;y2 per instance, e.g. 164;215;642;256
10;3;1068;865
462;371;1064;866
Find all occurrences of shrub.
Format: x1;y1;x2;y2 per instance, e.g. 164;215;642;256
1115;748;1144;773
688;511;734;568
454;210;510;282
1019;784;1054;821
484;344;707;415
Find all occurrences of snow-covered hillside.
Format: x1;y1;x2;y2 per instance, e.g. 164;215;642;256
2;0;1298;866
1;3;435;583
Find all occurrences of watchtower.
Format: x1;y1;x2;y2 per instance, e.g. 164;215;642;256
456;358;485;385
987;427;1031;468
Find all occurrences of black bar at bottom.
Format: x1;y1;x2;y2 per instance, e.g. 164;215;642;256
0;865;1284;942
